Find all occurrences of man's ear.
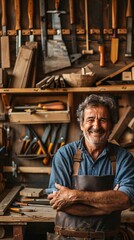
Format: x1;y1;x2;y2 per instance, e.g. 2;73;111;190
80;123;83;131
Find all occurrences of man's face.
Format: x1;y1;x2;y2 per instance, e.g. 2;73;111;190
80;105;112;146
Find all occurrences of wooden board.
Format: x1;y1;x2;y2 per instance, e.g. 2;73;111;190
20;188;44;197
109;106;134;141
96;62;134;86
1;36;10;69
0;186;22;215
10;46;33;88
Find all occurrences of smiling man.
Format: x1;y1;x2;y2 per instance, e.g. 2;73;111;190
46;94;134;240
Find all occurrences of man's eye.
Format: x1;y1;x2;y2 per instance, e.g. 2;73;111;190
100;118;108;122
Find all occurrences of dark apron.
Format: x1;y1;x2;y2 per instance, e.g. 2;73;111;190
54;147;121;239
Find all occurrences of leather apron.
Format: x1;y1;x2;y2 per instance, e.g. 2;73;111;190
55;147;121;238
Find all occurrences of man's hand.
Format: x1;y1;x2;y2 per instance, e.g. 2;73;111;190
48;183;75;210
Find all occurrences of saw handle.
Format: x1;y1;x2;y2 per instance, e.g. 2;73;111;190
14;0;21;30
126;0;132;17
28;0;34;29
112;0;117;29
1;0;6;27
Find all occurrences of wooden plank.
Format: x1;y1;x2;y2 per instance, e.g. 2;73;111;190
8;109;70;124
96;62;134;86
3;166;51;174
109;106;134;141
0;186;22;216
1;36;10;69
20;188;43;197
25;42;38;88
10;46;33;88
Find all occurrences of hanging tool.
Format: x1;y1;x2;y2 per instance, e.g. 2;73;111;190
69;0;82;62
14;0;21;56
20;126;31;154
1;0;10;68
125;0;133;57
37;124;51;155
39;0;47;59
45;0;71;74
110;0;119;64
43;124;60;164
28;0;34;42
54;123;68;153
82;0;93;55
98;0;105;67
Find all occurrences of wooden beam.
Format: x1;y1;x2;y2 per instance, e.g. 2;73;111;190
109;106;134;141
0;186;22;216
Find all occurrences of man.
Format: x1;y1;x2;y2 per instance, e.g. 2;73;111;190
46;94;134;240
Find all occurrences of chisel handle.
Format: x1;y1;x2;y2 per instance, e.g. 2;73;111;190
28;0;34;29
14;0;21;30
98;45;105;67
1;0;6;27
126;0;132;17
69;0;74;24
55;0;60;11
112;0;117;29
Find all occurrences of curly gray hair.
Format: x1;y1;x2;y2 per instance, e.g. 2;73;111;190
76;94;117;126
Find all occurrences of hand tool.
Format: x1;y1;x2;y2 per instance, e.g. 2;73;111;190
69;0;82;62
24;125;48;165
43;124;60;164
98;0;105;67
20;126;31;154
54;123;68;153
125;0;133;57
82;0;93;55
28;0;34;42
1;0;10;68
9;207;36;213
14;0;21;56
39;0;47;59
13;101;66;112
37;124;51;155
110;0;119;64
45;0;71;74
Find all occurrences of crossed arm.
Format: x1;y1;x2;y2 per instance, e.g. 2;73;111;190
48;183;131;217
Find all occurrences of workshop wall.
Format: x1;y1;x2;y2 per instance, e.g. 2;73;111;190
0;0;134;190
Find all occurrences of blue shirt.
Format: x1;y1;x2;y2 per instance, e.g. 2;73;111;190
46;139;134;205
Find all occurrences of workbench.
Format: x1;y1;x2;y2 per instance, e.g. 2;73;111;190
0;186;133;239
0;206;133;240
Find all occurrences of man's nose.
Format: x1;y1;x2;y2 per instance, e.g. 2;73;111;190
93;119;100;128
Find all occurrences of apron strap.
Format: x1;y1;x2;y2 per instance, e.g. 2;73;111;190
72;148;82;176
72;144;116;176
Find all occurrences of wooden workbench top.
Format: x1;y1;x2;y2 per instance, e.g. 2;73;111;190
0;206;133;224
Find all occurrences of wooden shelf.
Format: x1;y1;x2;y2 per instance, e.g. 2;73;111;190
0;85;134;94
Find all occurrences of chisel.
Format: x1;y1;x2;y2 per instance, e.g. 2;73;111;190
125;0;132;57
1;0;10;68
14;0;21;56
110;0;119;64
98;0;105;67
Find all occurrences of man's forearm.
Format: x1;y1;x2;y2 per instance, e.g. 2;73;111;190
48;184;131;212
61;204;112;216
74;189;131;211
